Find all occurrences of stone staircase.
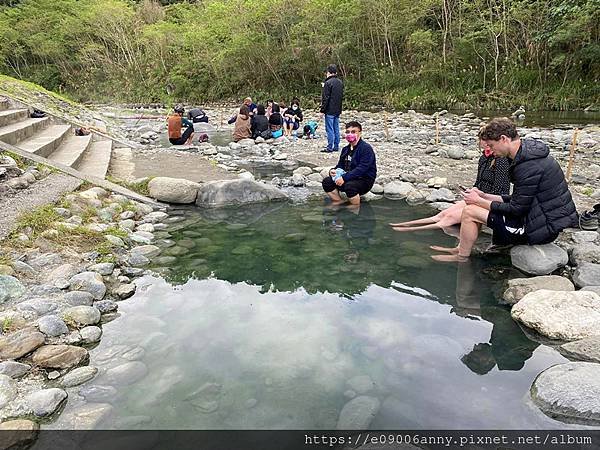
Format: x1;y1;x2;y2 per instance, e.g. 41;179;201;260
0;98;113;179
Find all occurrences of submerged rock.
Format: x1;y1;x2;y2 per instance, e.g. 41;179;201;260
336;395;380;430
61;366;98;388
511;290;600;340
531;362;600;425
196;179;288;208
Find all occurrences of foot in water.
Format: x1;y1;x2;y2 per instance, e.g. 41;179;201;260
429;246;459;254
431;254;469;262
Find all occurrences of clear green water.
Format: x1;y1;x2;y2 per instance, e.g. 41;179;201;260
52;200;579;430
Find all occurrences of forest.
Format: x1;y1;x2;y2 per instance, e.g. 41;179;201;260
0;0;598;109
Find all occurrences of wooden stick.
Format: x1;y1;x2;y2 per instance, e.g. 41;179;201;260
435;115;440;145
566;128;579;182
384;111;390;141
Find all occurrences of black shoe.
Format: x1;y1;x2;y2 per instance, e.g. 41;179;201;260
320;148;333;153
332;147;340;152
580;209;599;230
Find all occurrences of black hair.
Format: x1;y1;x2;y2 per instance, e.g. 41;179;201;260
256;104;266;115
345;121;362;131
271;104;280;113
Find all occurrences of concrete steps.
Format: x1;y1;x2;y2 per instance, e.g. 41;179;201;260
0;117;49;145
16;124;72;158
76;140;113;178
0;109;29;127
47;134;92;168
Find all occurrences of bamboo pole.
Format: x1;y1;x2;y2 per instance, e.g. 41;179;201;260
384;111;390;141
435;115;440;145
566;128;579;182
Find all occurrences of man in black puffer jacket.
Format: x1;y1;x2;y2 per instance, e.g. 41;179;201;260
431;117;578;262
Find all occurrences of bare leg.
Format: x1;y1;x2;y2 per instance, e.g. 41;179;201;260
431;205;489;261
348;194;361;206
393;202;465;232
185;132;195;145
390;201;465;227
327;190;345;204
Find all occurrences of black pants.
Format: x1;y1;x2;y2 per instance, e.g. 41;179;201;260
487;211;528;245
192;116;208;123
322;176;374;199
169;127;193;145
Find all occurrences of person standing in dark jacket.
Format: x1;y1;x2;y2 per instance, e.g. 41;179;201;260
431;117;578;262
320;64;344;152
322;121;376;207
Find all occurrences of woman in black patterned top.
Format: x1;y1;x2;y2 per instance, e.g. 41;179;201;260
390;144;510;232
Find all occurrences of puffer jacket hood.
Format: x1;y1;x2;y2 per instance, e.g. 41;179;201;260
513;139;549;163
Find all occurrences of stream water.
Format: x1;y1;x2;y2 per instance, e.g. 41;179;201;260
47;200;591;431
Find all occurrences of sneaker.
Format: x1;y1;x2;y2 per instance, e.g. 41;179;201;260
579;208;600;230
320;148;333;153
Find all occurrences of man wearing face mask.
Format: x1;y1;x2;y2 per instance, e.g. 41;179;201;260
321;121;377;206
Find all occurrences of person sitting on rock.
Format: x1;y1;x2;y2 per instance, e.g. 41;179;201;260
188;107;208;124
244;97;257;116
268;104;284;139
390;141;511;232
167;104;194;146
233;105;252;142
283;98;303;138
251;104;270;139
430;117;578;262
322;121;377;207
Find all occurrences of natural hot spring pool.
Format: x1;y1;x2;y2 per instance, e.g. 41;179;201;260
48;200;582;430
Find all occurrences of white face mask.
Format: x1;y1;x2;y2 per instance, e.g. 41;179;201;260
292;105;298;110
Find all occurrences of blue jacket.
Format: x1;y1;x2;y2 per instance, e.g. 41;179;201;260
335;139;377;182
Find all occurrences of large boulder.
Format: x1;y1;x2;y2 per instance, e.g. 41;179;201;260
531;362;600;425
573;262;600;288
510;244;568;275
148;177;201;204
195;179;288;208
502;275;574;305
570;243;600;265
68;272;106;300
560;336;600;363
511;290;600;340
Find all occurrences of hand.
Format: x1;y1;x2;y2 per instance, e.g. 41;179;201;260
462;189;481;205
335;177;345;186
467;187;484;196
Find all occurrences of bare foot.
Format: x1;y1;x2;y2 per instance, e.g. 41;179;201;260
429;246;459;254
431;254;469;262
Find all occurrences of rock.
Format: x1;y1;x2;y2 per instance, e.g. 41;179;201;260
114;283;136;300
573;263;600;288
347;375;375;394
238;171;255;180
405;189;428;204
130;245;161;258
32;345;89;369
447;146;465;159
25;388;67;417
120;210;136;220
16;297;59;315
60;403;113;429
105;235;126;247
184;382;222;413
80;326;102;344
68;272;106;300
196;179;288;207
511;290;600;340
37;315;69;337
0;275;25;303
0;264;15;276
148;177;201;204
502;276;574;305
531;362;600;425
570;244;600;265
383;181;415;199
142;211;169;223
0;419;39;448
63;291;94;306
571;231;599;244
127;253;150;267
426;177;447;188
47;263;79;287
582;286;600;295
0;374;17;408
510;244;568;275
293;166;313;176
370;183;384;195
63;306;101;326
561;336;600;363
336;396;380;430
61;366;98;387
130;231;154;244
79;385;117;402
291;173;306;187
0;361;31;378
104;361;148;385
0;328;45;360
88;262;114;276
426;188;455;203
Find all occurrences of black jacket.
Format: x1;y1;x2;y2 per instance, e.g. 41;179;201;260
490;138;578;245
283;106;303;122
320;75;343;116
251;115;269;137
335;139;377;182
